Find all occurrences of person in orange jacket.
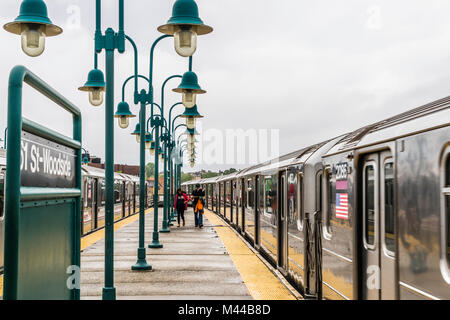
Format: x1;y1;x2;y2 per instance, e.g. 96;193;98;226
174;188;188;227
192;184;205;228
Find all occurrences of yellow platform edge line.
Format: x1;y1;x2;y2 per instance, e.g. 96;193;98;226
81;208;153;250
204;210;297;300
0;208;153;299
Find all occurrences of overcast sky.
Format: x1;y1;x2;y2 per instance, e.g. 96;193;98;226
1;0;450;173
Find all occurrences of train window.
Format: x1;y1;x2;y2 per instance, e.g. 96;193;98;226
258;176;265;213
365;165;376;247
1;170;5;218
297;173;303;230
99;179;106;206
384;162;395;255
287;172;297;227
265;176;273;214
248;179;254;210
316;171;322;212
444;153;450;267
324;168;334;237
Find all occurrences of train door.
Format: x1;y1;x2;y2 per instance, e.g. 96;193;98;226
122;182;126;218
361;150;397;300
133;183;136;213
278;171;288;272
230;181;234;223
241;178;245;232
0;167;6;270
92;179;98;229
255;175;260;248
128;183;132;216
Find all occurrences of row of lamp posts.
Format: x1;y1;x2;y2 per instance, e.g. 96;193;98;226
3;0;212;300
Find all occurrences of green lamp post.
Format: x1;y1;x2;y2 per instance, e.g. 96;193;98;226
77;0;211;299
3;0;63;57
78;0;127;300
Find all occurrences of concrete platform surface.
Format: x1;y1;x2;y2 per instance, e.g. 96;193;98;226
80;208;253;300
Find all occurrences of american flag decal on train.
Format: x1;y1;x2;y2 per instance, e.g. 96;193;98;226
336;193;349;220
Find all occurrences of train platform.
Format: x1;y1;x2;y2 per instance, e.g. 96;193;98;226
79;208;300;300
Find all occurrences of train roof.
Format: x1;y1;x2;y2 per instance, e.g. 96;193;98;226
238;141;329;176
216;171;240;182
324;96;450;157
82;165;141;182
181;96;449;181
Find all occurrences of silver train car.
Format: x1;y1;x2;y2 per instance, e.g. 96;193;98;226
184;98;450;300
81;165;151;235
0;160;150;273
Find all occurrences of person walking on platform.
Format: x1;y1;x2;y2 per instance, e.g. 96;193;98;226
174;188;188;227
192;184;205;228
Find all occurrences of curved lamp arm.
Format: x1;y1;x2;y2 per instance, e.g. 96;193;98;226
174;124;187;139
148;35;172;120
161;75;182;122
169;102;184;133
121;74;150;102
125;35;139;96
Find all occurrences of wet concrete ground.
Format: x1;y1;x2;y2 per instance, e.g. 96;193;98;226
80;208;253;300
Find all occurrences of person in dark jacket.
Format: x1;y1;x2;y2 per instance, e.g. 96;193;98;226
192;184;205;228
174;188;188;227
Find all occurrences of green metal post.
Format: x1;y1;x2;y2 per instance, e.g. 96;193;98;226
168;103;183;222
149;118;163;248
159;76;181;232
160;133;170;233
169;145;175;223
102;31;116;300
132;95;152;270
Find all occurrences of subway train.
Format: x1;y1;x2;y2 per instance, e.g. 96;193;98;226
79;165;152;235
0;159;152;274
183;97;450;300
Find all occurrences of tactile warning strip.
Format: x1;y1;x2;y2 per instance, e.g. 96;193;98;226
204;210;297;300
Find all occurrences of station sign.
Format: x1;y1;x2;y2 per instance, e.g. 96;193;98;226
20;131;77;188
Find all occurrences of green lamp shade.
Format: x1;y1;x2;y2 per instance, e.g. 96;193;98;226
78;69;106;91
114;102;135;118
158;0;213;36
131;123;141;135
186;127;199;135
145;133;154;143
180;105;203;118
3;0;62;36
82;156;89;164
173;71;206;94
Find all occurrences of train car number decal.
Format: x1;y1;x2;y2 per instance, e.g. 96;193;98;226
334;162;348;190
